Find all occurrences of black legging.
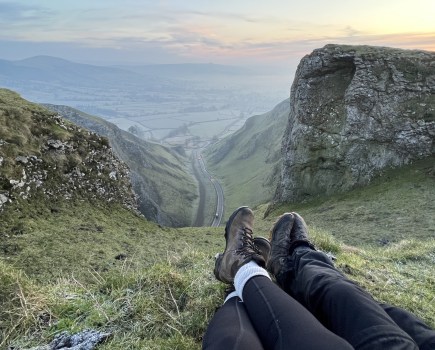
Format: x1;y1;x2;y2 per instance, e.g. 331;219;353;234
242;276;354;349
203;249;435;350
285;248;429;349
203;276;353;350
380;303;435;350
202;296;264;350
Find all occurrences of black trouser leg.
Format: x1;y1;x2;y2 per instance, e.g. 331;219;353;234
381;303;435;350
242;276;354;350
202;296;264;350
286;249;418;350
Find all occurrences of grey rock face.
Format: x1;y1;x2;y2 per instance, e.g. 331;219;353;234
275;44;435;203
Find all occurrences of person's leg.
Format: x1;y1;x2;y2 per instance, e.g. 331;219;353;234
287;249;418;350
202;295;264;350
234;265;353;350
380;303;435;350
267;212;419;350
212;207;352;350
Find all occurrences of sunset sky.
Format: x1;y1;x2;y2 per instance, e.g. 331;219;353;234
1;0;434;71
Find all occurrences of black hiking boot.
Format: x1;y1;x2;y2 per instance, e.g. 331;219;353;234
267;212;315;279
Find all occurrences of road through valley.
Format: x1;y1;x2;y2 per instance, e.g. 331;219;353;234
192;149;224;227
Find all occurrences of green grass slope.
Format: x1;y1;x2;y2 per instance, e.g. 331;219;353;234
0;199;223;349
264;156;435;247
2;167;434;348
43;104;197;227
1;89;434;349
205;99;289;217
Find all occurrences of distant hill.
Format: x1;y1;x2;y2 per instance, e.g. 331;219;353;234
43;103;197;227
205;99;289;216
0;55;172;88
0;55;282;145
0;56;254;88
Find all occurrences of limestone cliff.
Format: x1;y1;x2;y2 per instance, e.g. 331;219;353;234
275;44;435;203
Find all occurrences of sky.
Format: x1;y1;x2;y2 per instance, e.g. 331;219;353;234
0;0;434;73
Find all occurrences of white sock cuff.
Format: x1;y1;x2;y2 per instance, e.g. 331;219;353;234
224;291;239;304
234;261;270;301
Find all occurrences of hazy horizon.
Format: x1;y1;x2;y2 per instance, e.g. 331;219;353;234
1;0;434;145
1;0;434;73
0;54;289;146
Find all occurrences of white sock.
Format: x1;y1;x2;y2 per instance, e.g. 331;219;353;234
224;291;239;304
234;261;271;301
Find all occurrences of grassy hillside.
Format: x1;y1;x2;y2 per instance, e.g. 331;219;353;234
0;89;136;211
0;199;223;349
43;104;197;227
2;157;434;349
264;156;435;247
205;99;289;218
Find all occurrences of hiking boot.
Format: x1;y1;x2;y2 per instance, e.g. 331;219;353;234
267;213;294;277
214;237;270;280
214;207;266;283
267;212;315;278
290;213;315;252
253;236;271;263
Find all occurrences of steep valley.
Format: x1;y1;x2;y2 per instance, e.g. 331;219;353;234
0;44;434;349
205;98;289;218
42;104;197;227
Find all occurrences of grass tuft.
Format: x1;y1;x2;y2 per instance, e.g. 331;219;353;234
0;261;51;348
310;227;342;254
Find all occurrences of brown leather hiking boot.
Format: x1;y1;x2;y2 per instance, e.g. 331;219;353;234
267;212;315;278
253;236;271;262
214;207;266;283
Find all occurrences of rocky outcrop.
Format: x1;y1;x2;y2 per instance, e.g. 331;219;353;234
0;89;138;212
274;44;435;203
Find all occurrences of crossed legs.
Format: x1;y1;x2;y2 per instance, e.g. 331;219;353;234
203;208;434;350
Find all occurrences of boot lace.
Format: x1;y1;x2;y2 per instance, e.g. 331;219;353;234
236;227;260;258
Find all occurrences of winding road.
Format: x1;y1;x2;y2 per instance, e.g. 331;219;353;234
192;148;224;227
